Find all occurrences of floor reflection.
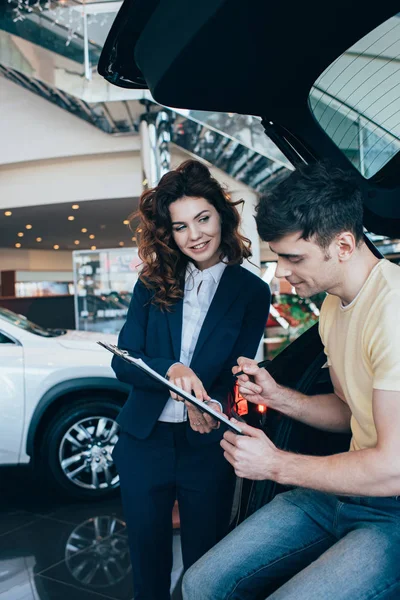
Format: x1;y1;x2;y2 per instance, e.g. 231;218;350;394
0;466;183;600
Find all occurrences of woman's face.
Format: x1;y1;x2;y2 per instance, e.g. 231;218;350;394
170;196;222;270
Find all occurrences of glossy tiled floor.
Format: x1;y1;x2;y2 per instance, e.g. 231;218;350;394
0;467;183;600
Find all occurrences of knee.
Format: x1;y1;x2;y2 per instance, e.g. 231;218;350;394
182;560;213;600
182;564;201;600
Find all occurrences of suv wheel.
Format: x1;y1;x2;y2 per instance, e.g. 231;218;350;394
41;397;121;499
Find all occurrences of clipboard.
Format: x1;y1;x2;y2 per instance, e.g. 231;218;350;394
98;341;243;435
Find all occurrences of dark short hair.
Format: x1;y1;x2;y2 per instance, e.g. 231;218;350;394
256;162;364;248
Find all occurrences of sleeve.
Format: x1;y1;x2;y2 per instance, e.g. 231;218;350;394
208;279;271;412
368;290;400;391
111;279;177;392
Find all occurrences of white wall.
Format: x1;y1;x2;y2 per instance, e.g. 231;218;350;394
0;77;140;166
0;248;72;271
0;151;142;209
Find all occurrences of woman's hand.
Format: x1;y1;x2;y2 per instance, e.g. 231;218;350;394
166;364;221;433
186;401;222;434
167;364;211;403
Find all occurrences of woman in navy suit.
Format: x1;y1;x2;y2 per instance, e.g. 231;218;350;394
112;160;270;600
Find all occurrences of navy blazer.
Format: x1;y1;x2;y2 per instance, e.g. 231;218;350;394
112;264;270;444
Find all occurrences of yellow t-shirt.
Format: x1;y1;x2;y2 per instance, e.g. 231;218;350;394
319;259;400;452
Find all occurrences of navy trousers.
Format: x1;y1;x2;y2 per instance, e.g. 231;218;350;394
113;422;235;600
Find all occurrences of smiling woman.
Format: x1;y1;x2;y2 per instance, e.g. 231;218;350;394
111;159;271;599
135;159;252;309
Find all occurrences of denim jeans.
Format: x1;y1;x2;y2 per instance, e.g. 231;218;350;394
182;488;400;600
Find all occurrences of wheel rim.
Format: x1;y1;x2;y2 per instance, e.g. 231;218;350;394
65;516;131;588
59;416;120;490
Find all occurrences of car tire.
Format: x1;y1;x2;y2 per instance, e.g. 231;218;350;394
40;396;122;500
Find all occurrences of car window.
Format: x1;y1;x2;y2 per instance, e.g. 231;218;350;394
309;12;400;179
0;331;15;344
0;307;65;338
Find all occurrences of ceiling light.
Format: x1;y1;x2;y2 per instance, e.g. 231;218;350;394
74;240;80;245
81;228;88;233
119;241;125;246
26;224;32;229
89;234;95;239
36;237;42;242
138;228;142;233
68;216;75;221
72;204;79;210
15;243;21;248
123;220;129;225
4;211;12;216
17;232;24;237
132;236;137;242
54;245;59;250
91;245;96;250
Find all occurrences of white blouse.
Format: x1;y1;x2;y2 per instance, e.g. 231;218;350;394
158;260;227;422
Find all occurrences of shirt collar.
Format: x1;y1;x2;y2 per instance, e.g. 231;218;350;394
186;260;227;284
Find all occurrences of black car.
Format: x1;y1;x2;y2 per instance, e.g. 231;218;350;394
98;0;400;520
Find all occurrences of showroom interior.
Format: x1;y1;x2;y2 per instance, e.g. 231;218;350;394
1;2;400;600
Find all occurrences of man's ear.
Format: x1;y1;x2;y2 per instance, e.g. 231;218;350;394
335;231;356;262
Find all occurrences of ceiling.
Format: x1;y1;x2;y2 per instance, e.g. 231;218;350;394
0;196;140;252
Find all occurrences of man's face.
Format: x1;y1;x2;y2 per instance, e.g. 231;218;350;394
269;232;342;298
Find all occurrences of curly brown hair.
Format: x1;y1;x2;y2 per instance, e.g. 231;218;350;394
132;159;252;310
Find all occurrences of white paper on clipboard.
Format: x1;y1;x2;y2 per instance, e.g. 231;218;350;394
98;342;243;435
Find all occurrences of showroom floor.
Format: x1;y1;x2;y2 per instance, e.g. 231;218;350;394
0;467;183;600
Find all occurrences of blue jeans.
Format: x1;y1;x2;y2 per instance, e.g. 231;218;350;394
182;488;400;600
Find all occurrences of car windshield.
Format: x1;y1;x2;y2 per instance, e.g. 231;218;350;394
0;307;66;337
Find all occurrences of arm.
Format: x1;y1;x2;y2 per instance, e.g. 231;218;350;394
234;359;351;433
209;280;271;412
111;280;177;392
222;388;400;496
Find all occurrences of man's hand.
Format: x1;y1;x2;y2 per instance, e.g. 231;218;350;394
167;364;211;403
186;401;221;434
232;357;279;408
220;420;280;480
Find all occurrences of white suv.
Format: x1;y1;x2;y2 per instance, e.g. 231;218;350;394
0;307;127;499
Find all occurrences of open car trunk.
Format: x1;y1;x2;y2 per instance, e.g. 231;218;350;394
99;0;400;236
98;0;400;516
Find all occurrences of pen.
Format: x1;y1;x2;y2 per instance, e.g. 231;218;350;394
234;359;271;378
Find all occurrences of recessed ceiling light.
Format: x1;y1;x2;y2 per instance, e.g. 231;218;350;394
15;243;21;248
91;245;96;250
81;228;87;233
5;211;12;216
17;232;24;237
74;240;80;245
89;234;95;239
72;204;79;210
36;237;42;242
132;236;137;242
123;220;129;225
119;241;125;246
54;244;59;250
68;216;75;221
26;224;32;229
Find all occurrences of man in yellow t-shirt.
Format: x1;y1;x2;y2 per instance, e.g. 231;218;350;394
183;162;400;600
